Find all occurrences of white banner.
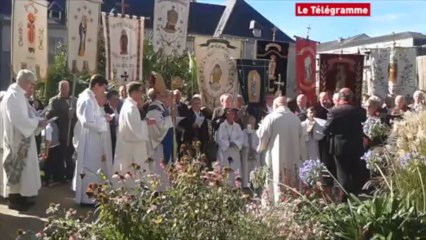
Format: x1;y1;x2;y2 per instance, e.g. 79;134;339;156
389;47;417;97
369;48;390;99
152;0;190;56
12;0;48;80
67;0;102;73
194;37;242;109
102;13;144;85
417;56;426;92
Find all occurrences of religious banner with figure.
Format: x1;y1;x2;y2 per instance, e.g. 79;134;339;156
12;0;49;81
236;59;268;122
295;37;317;105
387;47;417;97
67;0;102;74
194;37;242;109
369;48;390;99
152;0;190;56
256;40;289;96
102;13;144;85
319;54;364;102
417;56;426;92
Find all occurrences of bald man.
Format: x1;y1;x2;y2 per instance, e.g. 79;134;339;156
257;96;306;203
323;88;366;202
46;80;78;182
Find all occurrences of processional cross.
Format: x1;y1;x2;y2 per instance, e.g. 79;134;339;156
274;74;285;95
272;27;277;42
116;0;129;14
306;25;311;39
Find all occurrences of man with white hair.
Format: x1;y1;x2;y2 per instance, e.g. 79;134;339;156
296;94;308;121
257;96;306;203
332;93;339;107
0;69;48;211
46;80;77;182
411;90;426;112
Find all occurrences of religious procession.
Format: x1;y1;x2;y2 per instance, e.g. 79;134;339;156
1;0;426;239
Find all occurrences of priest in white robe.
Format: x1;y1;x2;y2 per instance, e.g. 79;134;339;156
0;91;7;198
217;109;244;187
73;74;111;205
146;74;174;191
97;93;113;178
114;82;155;174
257;97;306;204
0;70;47;210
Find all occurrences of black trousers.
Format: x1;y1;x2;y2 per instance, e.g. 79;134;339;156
319;138;336;186
334;154;362;201
45;145;65;183
60;142;75;181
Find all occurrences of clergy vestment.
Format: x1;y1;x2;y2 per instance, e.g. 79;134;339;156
217;120;244;186
241;129;262;188
146;100;173;191
257;106;306;203
114;98;150;173
73;89;110;204
301;119;325;161
0;83;41;198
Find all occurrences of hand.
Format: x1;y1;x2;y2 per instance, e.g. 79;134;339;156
147;118;156;125
38;119;48;128
105;114;113;122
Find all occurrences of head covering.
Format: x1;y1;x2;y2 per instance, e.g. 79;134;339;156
151;72;167;95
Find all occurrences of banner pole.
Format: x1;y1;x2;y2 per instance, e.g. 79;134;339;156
67;73;77;148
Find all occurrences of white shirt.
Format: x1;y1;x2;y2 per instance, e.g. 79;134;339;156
42;124;59;148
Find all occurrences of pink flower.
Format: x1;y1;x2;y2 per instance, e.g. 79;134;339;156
112;172;120;180
124;172;132;180
235;179;242;188
35;231;45;238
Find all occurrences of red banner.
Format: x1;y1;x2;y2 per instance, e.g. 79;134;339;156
296;37;317;105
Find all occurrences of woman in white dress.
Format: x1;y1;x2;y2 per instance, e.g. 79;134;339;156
217;109;244;186
301;107;324;160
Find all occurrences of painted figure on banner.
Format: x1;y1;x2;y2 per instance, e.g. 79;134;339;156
268;55;277;80
210;64;222;90
388;47;398;94
304;56;312;83
78;16;88;57
165;6;178;33
27;13;36;53
335;64;347;91
120;29;128;55
248;70;261;103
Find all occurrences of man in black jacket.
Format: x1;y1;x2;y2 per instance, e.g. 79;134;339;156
324;88;366;202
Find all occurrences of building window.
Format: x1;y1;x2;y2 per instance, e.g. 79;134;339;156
243;40;255;59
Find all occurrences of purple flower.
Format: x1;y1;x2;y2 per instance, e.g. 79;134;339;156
298;160;325;187
399;153;412;168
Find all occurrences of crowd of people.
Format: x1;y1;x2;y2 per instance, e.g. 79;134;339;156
1;68;425;211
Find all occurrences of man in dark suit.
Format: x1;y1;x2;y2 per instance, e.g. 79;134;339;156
185;95;210;155
104;90;121;158
46;80;77;182
173;90;191;149
315;92;335;190
323;88;366;202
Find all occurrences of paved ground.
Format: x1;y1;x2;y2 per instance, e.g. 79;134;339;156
0;184;90;240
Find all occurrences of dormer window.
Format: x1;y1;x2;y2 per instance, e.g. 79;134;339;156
49;10;62;20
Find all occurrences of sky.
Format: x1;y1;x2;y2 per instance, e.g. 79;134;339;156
199;0;426;42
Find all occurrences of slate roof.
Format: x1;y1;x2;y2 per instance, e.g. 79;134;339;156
1;0;292;42
318;32;426;52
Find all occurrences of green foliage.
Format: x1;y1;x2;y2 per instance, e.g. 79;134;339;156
143;41;195;97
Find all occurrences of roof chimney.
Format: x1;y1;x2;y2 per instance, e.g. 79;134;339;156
337;37;344;43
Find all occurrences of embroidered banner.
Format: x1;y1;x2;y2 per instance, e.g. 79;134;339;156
236;59;268;122
369;48;390;99
388;47;417;97
12;0;48;81
194;37;242;109
256;40;289;96
296;37;317;105
152;0;190;56
417;56;426;92
67;0;101;74
102;13;144;85
319;54;364;102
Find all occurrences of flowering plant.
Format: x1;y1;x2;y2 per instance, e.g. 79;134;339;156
298;160;325;187
361;147;388;172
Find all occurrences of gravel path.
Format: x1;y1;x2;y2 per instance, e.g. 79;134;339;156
0;184;90;240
